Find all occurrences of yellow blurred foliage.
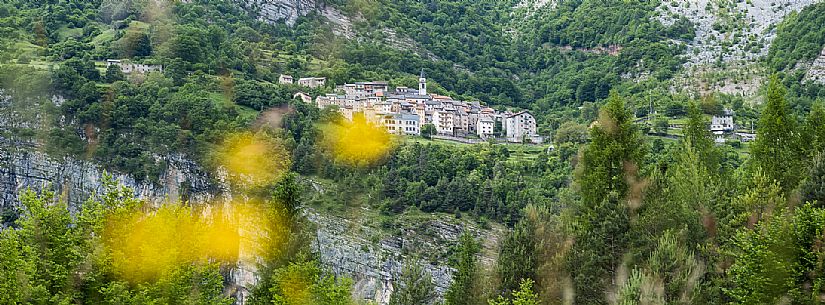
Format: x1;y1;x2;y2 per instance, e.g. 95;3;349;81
103;201;285;283
217;132;291;187
320;114;395;167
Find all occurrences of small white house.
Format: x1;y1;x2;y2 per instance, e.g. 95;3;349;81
279;74;294;85
293;92;311;104
477;115;495;138
298;77;326;88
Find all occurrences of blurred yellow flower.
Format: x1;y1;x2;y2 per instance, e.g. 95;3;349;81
319;114;395;167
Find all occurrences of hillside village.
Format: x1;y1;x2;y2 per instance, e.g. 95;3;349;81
289;71;544;144
103;58;757;147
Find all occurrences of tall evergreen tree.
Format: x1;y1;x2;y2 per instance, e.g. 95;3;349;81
445;232;482;305
683;101;719;172
570;92;645;305
497;216;537;296
389;259;437;305
575;92;646;206
751;75;801;193
800;153;825;207
802;100;825;158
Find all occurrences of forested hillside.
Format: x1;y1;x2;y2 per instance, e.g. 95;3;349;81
767;2;825;104
1;0;825;304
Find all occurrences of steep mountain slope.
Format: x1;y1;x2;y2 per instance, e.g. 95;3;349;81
658;0;821;65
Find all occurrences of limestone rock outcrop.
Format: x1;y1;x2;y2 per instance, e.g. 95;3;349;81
239;0;318;26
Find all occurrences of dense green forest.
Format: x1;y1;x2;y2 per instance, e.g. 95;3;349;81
768;2;825;106
2;0;825;304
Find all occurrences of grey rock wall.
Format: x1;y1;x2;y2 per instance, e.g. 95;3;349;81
0;140;216;210
308;209;502;305
239;0;318;26
805;47;825;84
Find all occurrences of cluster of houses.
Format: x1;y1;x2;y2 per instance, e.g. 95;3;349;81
279;74;327;88
312;71;543;143
710;109;756;143
105;59;163;74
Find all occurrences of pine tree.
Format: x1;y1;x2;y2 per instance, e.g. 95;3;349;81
802;101;825;158
389;260;437;305
569;92;643;304
489;279;540;305
751;75;801;193
800;153;825;207
683;101;719;172
497;216;537;296
445;232;481;305
576;92;646;206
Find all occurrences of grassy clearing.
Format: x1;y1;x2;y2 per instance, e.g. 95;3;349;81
56;26;84;41
505;143;548;162
236;105;259;122
402;136;552;162
92;29;117;46
127;20;151;31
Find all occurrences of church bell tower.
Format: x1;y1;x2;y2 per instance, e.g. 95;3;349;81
419;69;427;96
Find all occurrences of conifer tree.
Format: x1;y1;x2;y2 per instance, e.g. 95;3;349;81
575;92;646;206
445;232;481;305
497;217;537;296
802;100;825;158
800;153;825;207
489;279;540;305
569;92;644;304
683;101;719;171
751;75;801;193
389;259;437;305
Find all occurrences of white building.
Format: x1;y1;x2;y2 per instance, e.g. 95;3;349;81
505;111;538;143
374;101;393;113
315;94;341;109
433;109;455;135
298;77;326;88
477;115;495;138
279;74;294;84
711;115;735;133
106;59;163;74
341;82;389;95
293;92;312;104
381;113;420;135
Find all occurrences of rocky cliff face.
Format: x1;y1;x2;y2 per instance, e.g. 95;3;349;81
308;208;502;304
239;0;318;26
805;47;825;84
0;141;215;209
